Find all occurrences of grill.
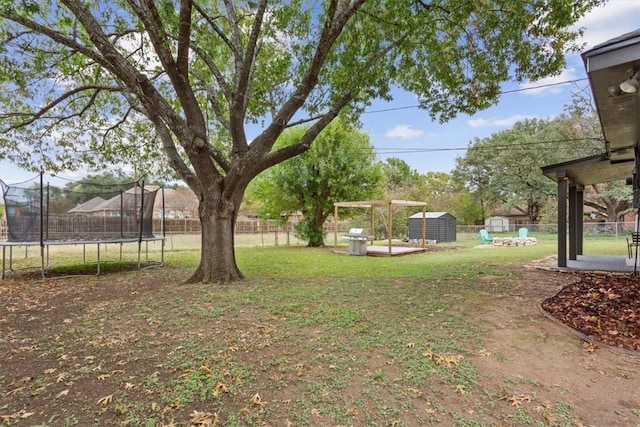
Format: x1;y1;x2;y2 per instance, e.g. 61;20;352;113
342;228;368;256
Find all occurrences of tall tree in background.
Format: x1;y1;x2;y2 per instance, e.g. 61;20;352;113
379;157;420;200
0;0;602;282
460;119;560;222
251;119;382;247
562;95;633;221
376;158;419;238
62;171;138;204
454;97;633;224
454;117;601;223
412;171;482;224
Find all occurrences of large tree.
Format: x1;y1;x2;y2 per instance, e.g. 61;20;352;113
454;118;569;223
252;119;382;247
455;96;632;224
412;171;482;224
0;0;602;282
379;157;419;200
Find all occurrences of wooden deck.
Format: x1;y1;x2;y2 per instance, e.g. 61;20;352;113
333;245;427;257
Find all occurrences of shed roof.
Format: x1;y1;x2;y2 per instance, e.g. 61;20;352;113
409;212;454;219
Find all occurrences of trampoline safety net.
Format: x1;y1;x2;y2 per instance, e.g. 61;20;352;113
1;176;159;242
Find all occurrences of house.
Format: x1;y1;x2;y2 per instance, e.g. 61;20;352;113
68;186;161;217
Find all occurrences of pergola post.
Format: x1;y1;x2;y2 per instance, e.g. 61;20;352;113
370;207;375;244
388;202;392;255
333;205;338;249
422;206;426;249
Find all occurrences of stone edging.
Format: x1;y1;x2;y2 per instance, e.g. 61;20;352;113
538;305;640;357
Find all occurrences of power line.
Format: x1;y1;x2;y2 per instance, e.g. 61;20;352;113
363;78;589;115
368;137;603;154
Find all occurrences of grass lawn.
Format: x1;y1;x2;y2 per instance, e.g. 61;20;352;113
1;233;638;426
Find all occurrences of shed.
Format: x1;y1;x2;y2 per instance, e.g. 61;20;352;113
408;212;456;243
485;216;509;232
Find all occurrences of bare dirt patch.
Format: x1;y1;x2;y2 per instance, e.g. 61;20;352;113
472;265;640;427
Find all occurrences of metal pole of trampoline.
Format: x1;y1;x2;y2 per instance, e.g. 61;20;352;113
39;170;45;278
137;180;144;268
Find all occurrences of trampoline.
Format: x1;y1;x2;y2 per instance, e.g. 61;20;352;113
1;172;165;279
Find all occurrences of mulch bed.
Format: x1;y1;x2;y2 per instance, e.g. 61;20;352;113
542;272;640;352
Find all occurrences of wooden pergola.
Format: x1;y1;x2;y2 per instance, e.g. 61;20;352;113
333;199;427;256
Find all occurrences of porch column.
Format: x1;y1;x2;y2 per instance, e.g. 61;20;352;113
576;185;584;255
569;184;577;260
557;174;568;267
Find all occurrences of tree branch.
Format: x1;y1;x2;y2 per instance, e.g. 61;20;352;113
192;2;241;62
250;0;366;157
0;85;118;131
188;42;233;105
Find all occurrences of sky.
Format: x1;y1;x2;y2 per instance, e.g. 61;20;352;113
1;0;640;186
360;0;640;175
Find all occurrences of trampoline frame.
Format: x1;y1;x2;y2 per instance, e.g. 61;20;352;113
0;237;165;279
1;172;167;279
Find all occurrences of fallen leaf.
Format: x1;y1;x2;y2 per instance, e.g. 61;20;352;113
582;341;598;353
478;348;492;357
56;389;69;398
97;394;113;407
543;412;559;424
406;387;423;396
504;394;532;408
213;383;229;397
251;392;266;406
189;410;220;426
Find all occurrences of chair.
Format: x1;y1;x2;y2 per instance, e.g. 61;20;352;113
627;232;640;259
517;227;529;238
627;232;640;274
479;229;494;244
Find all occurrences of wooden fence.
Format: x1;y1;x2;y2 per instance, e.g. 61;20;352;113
0;218;353;240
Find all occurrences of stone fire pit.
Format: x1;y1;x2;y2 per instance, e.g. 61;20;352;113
492;237;537;247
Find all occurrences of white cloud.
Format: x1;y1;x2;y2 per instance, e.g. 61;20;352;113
384;124;424;139
520;68;580;96
467;114;538;128
573;1;640;49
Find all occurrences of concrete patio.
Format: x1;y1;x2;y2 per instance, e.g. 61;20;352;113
557;254;639;273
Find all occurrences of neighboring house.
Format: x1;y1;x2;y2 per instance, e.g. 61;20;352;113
67;197;108;216
499;206;529;225
154;187;199;219
68;185;163;217
484;216;509;232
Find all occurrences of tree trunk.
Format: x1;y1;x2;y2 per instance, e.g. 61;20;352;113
185;191;244;284
308;205;327;247
527;198;540;224
305;214;326;247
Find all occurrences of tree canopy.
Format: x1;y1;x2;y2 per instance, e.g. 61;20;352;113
251;119;382;246
454;101;631;223
0;0;604;282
